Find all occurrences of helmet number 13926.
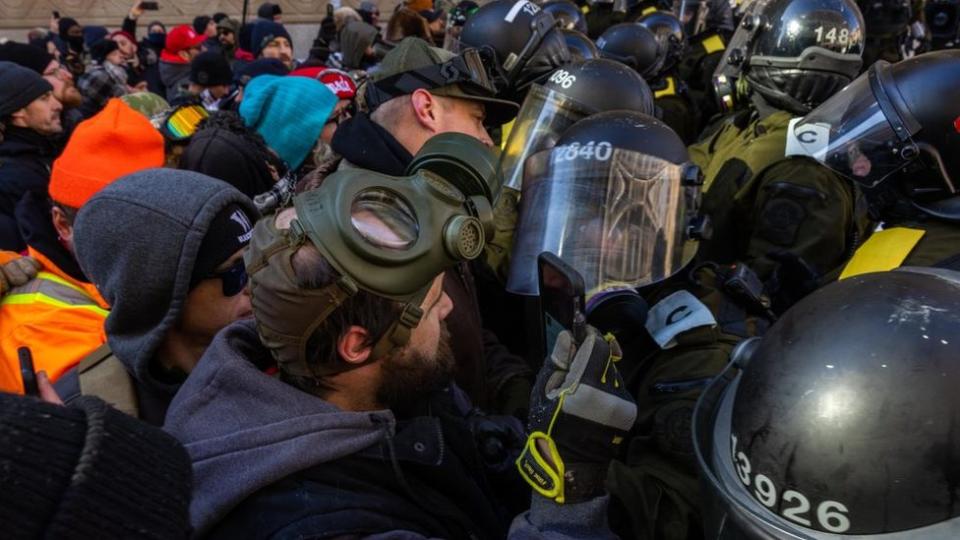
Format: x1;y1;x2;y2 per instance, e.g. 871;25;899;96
730;434;851;533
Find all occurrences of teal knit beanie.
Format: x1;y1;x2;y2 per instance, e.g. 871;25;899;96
239;74;337;170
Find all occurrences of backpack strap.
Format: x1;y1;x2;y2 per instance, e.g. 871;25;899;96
78;344;139;418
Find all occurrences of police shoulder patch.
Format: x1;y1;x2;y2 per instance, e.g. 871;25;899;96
645;290;717;350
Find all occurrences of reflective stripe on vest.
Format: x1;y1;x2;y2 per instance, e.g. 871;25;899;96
839;227;925;280
1;271;109;317
642;6;657;15
654;77;677;99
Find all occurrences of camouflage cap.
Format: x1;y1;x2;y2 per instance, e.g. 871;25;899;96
120;91;171;120
369;37;518;124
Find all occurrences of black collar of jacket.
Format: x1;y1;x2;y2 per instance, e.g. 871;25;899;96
0;126;58;159
330;112;413;176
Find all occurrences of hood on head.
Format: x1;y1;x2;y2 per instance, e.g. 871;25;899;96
340;21;379;69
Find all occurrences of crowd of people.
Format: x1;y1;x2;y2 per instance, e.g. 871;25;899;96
1;0;960;538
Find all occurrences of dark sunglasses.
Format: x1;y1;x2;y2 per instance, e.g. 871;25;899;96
207;258;248;297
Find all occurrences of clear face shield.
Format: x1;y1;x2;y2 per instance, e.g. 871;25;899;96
498;83;595;193
788;62;955;194
675;0;708;36
506;145;696;298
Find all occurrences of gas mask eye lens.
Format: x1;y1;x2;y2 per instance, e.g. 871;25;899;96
350;189;420;250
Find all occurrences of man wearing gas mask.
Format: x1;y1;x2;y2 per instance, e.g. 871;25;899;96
688;0;873;312
163;134;638;539
507;110;773;539
328;37;533;416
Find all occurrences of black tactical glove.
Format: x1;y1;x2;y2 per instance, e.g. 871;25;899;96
517;328;637;504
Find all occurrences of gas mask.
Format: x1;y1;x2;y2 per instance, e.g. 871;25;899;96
246;132;499;378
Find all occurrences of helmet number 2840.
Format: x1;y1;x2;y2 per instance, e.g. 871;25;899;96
813;25;850;46
730;434;851;533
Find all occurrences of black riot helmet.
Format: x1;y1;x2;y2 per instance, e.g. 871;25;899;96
542;0;589;33
507;110;704;298
926;0;960;49
789;51;960;221
713;0;865;115
596;22;665;79
459;0;572;101
672;0;735;37
636;11;687;73
562;29;601;60
857;0;912;37
498;59;656;194
694;267;960;539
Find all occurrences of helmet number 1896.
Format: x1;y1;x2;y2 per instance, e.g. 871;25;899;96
730;434;851;533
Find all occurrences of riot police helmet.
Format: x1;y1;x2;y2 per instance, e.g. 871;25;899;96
694;267;960;538
542;0;589;33
636;10;687;73
597;22;665;79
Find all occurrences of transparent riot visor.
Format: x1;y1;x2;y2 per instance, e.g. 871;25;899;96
675;0;707;36
506;146;690;297
788;67;927;189
498;83;595;193
693;359;960;540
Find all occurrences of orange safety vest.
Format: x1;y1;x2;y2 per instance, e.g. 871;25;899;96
0;248;108;394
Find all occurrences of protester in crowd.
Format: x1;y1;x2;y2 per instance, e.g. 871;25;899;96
159;25;206;100
0;62;62;251
0;393;192;539
216;17;243;66
54;169;259;425
109;29;143;84
326;38;530;413
258;2;284;23
56;17;86;78
420;9;447;46
134;19;167;95
358;1;382;27
180;111;285;209
239;75;337;175
194;15;217;38
0;41;84;138
289;66;357;148
77;39;131;117
385;8;433;44
251;21;295;70
184;51;233;111
336;20;381;71
0;99;164;394
83;26;109;51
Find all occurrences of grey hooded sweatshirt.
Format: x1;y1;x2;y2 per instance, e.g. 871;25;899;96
56;169;259;426
164;320;616;539
339;20;380;69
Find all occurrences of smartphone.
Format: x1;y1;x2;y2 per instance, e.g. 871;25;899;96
52;10;60;18
18;347;39;397
538;252;587;358
140;1;160;10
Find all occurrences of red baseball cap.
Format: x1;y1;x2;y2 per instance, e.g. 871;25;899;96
161;25;206;64
289;67;357;100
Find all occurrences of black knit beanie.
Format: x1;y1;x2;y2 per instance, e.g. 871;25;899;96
0;394;192;539
190;202;256;288
0;61;53;118
90;38;119;64
190;50;233;87
0;41;54;75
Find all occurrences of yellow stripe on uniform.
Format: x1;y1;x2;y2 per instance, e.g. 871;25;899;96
839;227;925;280
702;34;725;54
642;6;657;15
654;77;677;99
2;293;110;317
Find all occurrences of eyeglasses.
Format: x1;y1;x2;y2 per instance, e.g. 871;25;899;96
207;258;249;297
160;104;209;141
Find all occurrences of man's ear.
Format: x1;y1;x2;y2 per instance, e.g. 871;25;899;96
338;325;374;365
50;206;74;245
409;88;441;133
8;107;28;128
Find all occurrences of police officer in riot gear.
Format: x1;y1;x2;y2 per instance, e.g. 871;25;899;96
791;50;960;278
688;0;871;312
488;59;655;284
695;267;960;539
671;0;734;127
508;110;772;539
542;0;589;33
612;12;701;142
458;0;572;103
563;29;601;60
